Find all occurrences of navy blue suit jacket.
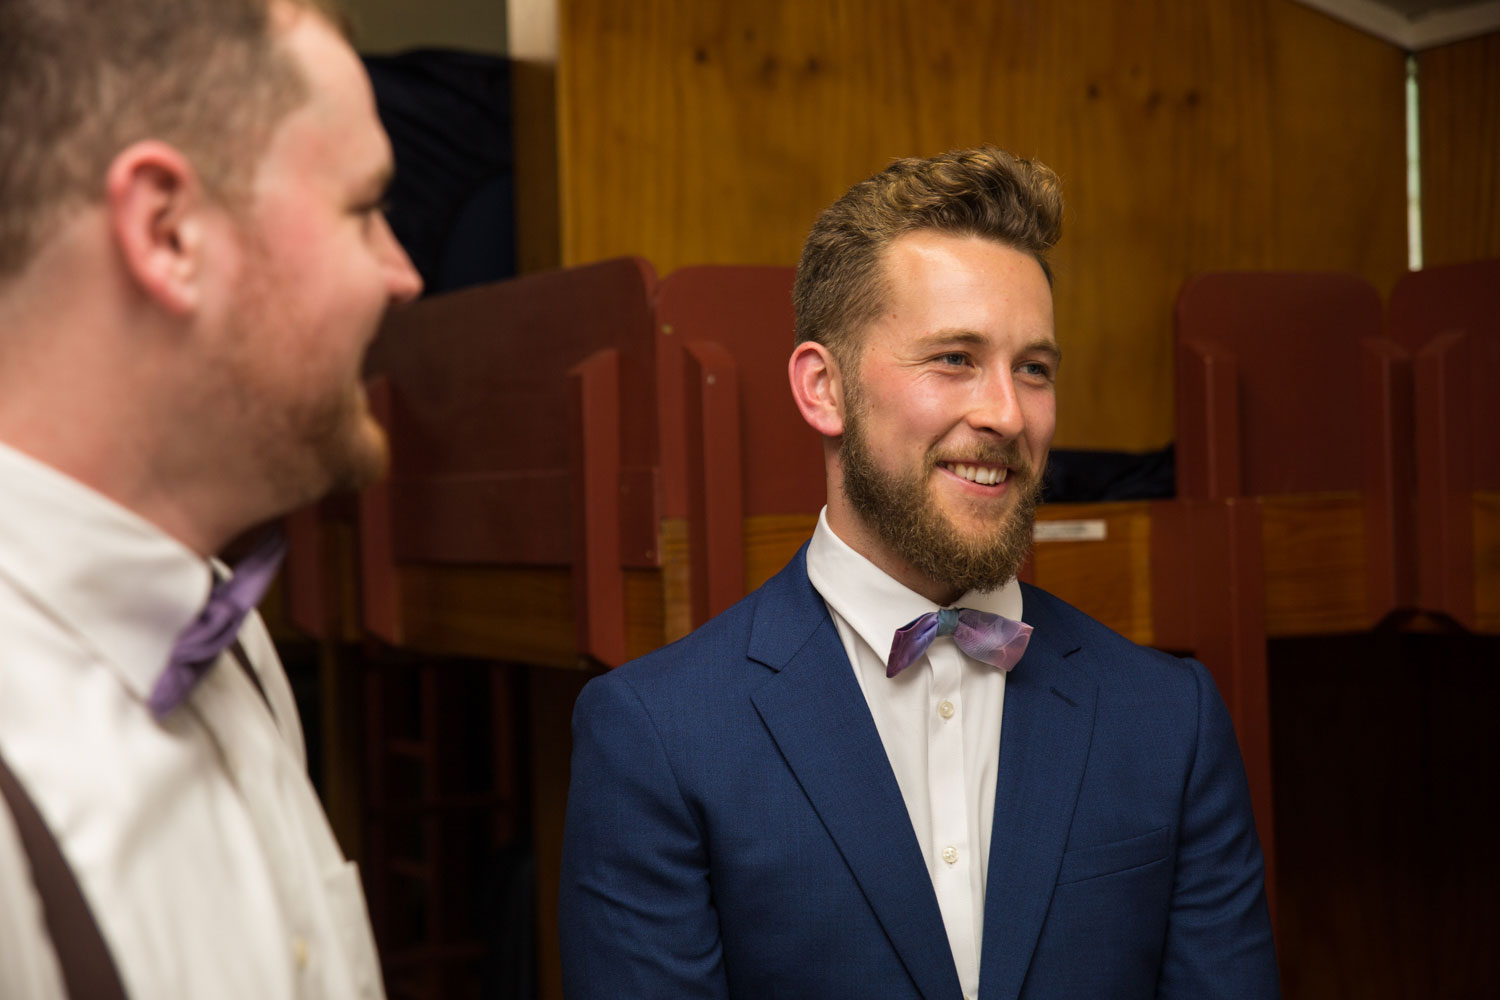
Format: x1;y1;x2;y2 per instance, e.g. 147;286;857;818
559;547;1279;998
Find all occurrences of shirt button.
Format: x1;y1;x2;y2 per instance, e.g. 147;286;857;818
937;699;955;719
942;845;959;865
292;937;309;969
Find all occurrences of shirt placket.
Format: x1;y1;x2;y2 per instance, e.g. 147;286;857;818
193;657;321;997
925;643;979;996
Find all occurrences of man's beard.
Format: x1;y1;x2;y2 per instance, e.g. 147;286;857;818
839;388;1043;597
283;379;389;499
219;238;389;510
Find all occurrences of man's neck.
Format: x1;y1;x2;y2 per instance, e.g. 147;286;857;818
0;437;226;559
822;501;965;606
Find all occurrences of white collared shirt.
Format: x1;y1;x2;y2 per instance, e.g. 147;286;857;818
806;508;1023;1000
0;440;384;999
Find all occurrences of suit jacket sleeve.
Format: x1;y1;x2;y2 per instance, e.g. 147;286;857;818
1157;661;1280;998
558;671;730;1000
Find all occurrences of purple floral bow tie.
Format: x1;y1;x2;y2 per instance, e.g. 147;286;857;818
886;607;1033;678
149;532;286;719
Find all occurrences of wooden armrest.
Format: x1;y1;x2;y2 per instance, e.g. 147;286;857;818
682;340;745;625
1414;330;1475;627
1359;338;1415;620
1175;338;1242;499
569;349;627;667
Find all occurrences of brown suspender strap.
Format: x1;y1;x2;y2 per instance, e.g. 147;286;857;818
0;644;270;1000
0;745;128;1000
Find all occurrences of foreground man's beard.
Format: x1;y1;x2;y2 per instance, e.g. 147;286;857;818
221;228;391;508
839;391;1043;597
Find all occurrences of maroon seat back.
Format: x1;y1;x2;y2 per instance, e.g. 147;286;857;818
357;256;660;663
1389;258;1500;628
655;266;825;622
1175;271;1413;626
1175;271;1388;498
367;257;659;567
1389;259;1500;489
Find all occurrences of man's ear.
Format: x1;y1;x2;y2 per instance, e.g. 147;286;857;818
788;340;848;438
105;141;212;316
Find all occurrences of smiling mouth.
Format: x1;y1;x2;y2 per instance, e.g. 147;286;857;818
939;462;1009;486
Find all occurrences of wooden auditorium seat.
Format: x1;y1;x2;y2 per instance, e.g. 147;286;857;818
357;256;662;667
297;256;663;998
652;265;825;636
1174;270;1413;635
1167;269;1421;919
1388;258;1500;633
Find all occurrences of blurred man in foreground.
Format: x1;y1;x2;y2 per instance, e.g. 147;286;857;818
0;1;421;995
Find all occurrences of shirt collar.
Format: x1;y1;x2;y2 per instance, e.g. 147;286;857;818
0;441;213;703
805;506;1024;671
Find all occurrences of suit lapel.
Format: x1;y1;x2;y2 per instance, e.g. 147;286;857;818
748;550;962;1000
979;587;1098;1000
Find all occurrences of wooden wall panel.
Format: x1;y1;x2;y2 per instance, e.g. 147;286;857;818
1419;31;1500;267
552;0;1407;451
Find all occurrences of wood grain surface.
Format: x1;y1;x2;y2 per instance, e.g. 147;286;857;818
1031;502;1156;643
1418;31;1500;267
548;0;1408;450
374;565;664;667
1259;493;1370;636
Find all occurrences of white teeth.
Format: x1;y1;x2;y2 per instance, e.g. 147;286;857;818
947;463;1007;486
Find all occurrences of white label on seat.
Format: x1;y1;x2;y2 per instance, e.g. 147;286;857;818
1033;520;1108;542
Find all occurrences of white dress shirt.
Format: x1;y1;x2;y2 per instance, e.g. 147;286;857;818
0;440;384;999
806;508;1025;1000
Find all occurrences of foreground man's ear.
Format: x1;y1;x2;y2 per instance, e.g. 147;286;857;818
105;140;210;316
789;340;849;439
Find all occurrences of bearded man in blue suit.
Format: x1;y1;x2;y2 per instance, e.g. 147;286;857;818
559;146;1279;999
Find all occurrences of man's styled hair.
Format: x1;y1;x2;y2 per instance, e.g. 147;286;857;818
0;0;342;279
793;146;1063;366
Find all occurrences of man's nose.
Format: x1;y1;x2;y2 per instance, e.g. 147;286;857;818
966;369;1025;439
380;218;423;305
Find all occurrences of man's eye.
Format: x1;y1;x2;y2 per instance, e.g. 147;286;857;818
357;201;393;235
1018;361;1054;379
936;353;968;366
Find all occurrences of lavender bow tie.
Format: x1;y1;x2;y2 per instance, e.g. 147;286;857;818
886;607;1033;678
149;532;286;719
